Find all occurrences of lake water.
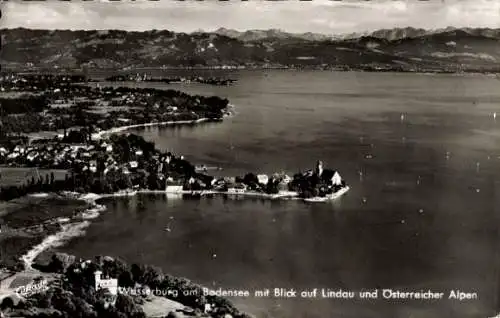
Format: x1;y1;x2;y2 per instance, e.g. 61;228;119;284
60;70;500;318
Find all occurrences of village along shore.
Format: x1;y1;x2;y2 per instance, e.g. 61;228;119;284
0;73;348;273
0;73;248;318
0;73;348;318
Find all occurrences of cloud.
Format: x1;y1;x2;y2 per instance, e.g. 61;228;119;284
1;0;499;34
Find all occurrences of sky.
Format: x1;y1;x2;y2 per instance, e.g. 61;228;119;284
1;0;500;35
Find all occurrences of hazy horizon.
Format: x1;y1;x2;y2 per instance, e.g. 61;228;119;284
1;0;500;35
0;25;495;37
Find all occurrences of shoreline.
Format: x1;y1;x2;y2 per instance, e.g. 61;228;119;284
1;100;344;317
91;118;212;139
4;105;241;271
11;186;348;316
158;186;350;201
6;67;500;75
18;185;350;270
91;104;235;139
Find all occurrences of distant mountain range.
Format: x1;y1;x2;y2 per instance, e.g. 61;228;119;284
1;27;500;72
213;26;500;42
211;28;332;42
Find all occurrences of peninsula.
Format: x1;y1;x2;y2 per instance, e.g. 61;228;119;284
0;73;348;204
0;72;348;318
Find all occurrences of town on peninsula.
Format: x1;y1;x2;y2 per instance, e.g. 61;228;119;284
0;72;349;318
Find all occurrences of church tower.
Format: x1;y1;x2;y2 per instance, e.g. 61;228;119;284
315;160;324;177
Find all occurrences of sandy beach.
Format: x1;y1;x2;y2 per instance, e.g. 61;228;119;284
91;103;235;139
91;118;213;140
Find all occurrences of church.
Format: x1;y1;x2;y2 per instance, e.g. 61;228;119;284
315;160;343;187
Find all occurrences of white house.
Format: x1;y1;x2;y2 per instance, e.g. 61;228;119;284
94;270;118;295
331;171;342;186
129;161;138;169
257;174;269;185
223;177;236;184
26;152;39;161
165;185;184;193
227;183;247;194
281;174;292;184
277;182;290;194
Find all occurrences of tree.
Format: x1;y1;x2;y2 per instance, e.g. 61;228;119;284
266;179;279;194
147;173;159;190
51;290;77;315
118;271;134;288
50;254;65;273
243;173;257;185
1;297;14;310
115;294;142;317
73;297;97;318
141;265;163;287
34;291;54;310
130;264;143;283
